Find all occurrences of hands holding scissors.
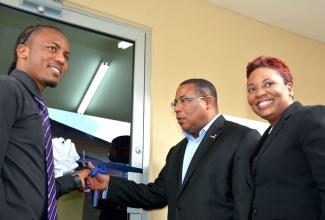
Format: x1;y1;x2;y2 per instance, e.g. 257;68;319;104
84;161;110;191
75;150;110;193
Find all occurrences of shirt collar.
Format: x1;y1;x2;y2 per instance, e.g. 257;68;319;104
10;69;42;99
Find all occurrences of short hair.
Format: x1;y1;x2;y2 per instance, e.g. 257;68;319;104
246;56;293;85
8;25;63;75
180;78;218;103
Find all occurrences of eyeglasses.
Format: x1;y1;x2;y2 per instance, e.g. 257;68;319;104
170;96;205;109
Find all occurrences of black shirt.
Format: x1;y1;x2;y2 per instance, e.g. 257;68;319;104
0;70;77;220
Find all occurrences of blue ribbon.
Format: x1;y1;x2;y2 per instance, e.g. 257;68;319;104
77;158;143;174
79;156;142;194
84;166;108;193
86;166;109;207
90;166;108;177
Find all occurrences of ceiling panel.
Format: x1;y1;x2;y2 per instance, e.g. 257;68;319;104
206;0;325;43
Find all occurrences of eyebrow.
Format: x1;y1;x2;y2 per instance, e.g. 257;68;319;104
174;95;192;100
262;78;271;83
52;42;70;56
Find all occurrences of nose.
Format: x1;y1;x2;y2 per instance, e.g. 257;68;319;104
174;102;182;112
256;89;266;97
55;54;67;65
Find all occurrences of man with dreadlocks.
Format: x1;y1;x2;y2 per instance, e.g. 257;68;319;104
0;25;91;220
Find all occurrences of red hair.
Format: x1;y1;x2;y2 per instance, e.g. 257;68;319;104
246;56;293;85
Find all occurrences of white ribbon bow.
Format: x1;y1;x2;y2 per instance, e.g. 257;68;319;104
52;137;80;178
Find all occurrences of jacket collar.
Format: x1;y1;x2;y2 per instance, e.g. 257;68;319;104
248;101;303;184
179;115;225;192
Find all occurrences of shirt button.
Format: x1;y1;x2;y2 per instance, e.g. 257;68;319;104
252;207;257;215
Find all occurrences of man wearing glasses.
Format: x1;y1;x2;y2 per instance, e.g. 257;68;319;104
86;78;261;220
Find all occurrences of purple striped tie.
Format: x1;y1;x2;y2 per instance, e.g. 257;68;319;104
35;96;58;220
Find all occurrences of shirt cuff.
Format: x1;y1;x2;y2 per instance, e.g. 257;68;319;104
102;187;108;199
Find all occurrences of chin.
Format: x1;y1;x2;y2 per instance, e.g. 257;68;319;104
46;80;58;88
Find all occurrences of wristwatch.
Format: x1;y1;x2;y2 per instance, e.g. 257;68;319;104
71;172;82;189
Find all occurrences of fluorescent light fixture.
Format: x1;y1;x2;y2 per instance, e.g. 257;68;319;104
77;62;109;114
22;0;63;17
118;41;133;49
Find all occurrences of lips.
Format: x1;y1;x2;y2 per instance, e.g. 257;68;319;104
176;116;184;123
257;100;273;108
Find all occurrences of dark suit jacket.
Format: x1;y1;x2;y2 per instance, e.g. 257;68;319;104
106;115;260;220
248;102;325;220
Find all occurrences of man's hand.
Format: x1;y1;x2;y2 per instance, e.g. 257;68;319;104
76;169;91;192
86;161;110;191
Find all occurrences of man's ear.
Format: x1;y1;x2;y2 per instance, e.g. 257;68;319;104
16;44;29;59
204;96;215;109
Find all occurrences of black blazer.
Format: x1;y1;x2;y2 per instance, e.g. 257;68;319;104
248;102;325;220
106;115;260;220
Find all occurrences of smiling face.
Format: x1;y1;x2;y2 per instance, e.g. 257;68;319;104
16;27;70;91
247;67;294;127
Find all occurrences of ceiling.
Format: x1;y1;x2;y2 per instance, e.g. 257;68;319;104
207;0;325;44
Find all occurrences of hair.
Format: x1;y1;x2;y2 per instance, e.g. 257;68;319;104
246;56;293;85
8;24;63;75
180;78;218;103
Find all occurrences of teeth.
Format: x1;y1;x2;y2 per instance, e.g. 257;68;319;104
51;67;60;73
258;100;272;107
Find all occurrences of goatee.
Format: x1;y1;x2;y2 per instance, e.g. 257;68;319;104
45;80;57;88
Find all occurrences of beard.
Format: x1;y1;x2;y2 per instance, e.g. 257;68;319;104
45;80;58;88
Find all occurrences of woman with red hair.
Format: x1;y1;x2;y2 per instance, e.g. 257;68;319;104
246;56;325;220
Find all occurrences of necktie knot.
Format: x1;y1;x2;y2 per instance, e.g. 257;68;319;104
35;96;47;110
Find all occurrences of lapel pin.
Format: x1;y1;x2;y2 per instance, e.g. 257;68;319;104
210;134;217;139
